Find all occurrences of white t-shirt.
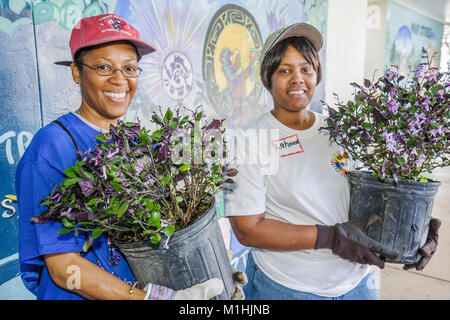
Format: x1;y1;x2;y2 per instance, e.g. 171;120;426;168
225;110;371;297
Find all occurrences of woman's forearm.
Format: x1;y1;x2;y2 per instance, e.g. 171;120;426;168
229;214;318;251
44;252;146;300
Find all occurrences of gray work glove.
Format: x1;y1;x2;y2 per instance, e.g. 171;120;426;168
227;249;248;300
403;218;441;271
144;278;224;300
315;215;398;268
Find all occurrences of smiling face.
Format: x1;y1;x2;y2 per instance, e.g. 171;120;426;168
71;41;139;130
270;45;317;114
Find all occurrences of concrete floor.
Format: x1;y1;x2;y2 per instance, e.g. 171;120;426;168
378;166;450;300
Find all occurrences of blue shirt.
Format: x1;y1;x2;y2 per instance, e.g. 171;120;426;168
16;113;135;300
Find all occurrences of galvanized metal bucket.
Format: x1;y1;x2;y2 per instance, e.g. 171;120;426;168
348;171;440;264
112;196;234;299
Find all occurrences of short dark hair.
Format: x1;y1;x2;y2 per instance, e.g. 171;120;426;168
260;36;322;90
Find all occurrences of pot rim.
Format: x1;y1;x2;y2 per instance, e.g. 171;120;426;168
348;170;441;187
112;194;217;247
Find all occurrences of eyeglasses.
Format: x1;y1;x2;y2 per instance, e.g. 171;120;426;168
77;61;142;78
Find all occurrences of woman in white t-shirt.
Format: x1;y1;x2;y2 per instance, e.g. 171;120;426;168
226;23;441;300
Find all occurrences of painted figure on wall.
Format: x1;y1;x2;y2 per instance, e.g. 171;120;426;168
220;47;258;127
390;25;413;75
385;1;443;77
203;4;263;128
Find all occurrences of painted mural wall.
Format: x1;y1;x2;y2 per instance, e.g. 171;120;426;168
0;0;328;299
385;0;444;76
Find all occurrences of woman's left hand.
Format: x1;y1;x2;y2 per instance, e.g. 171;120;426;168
403;218;441;271
227;249;248;300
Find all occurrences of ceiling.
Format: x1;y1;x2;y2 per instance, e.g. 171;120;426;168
397;0;450;23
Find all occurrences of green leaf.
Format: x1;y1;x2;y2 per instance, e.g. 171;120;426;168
143;199;154;211
396;156;405;165
132;225;140;233
86;197;101;206
151;129;164;141
95;133;109;143
117;201;130;218
163;225;175;237
361;123;372;130
142;229;154;236
41;199;54;207
147;211;161;227
110;181;124;192
139;130;151;145
150;234;161;244
91;229;103;239
164;108;173;124
83;238;94;252
161;175;170;186
64;166;78;179
178;164;191;172
62;217;74;228
63;177;83;188
57;227;74;235
179;115;189;125
83;171;95;181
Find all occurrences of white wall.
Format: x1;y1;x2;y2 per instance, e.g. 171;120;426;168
325;0;368;109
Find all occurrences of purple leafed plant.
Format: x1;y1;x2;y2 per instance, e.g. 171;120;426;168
32;107;237;250
321;50;449;182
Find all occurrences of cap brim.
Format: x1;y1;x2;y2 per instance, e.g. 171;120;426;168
263;23;323;60
72;38;156;60
278;23;323;51
129;39;156;57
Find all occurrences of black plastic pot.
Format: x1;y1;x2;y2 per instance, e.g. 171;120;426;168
348;171;440;264
112;197;234;300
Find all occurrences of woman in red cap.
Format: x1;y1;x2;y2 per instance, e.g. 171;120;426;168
16;14;224;300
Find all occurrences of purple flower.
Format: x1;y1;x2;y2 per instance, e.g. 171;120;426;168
416;154;426;163
421;96;431;111
63;210;94;221
135;158;145;175
430;127;444;137
162;236;171;250
382;131;398;153
415;64;424;77
158;144;169;161
93;149;103;166
408;125;420;136
102;165;107;180
106;147;119;159
386;70;396;81
50;192;61;203
414;112;426;126
387;100;400;113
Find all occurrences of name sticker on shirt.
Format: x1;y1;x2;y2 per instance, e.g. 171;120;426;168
271;134;304;157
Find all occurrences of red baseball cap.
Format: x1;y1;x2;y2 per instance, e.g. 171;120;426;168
69;14;156;60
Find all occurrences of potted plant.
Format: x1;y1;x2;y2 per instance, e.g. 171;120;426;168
31;106;238;299
320;50;449;263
